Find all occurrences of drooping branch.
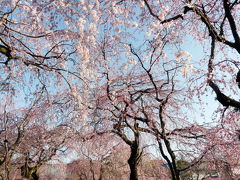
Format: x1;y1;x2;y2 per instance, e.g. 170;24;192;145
223;0;240;44
143;1;240;53
143;0;191;23
145;0;240;109
205;15;240;109
179;145;215;172
209;80;240;108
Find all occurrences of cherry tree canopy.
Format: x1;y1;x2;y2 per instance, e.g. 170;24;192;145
1;0;240;179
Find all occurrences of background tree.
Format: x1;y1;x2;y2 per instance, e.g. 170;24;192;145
65;134;129;180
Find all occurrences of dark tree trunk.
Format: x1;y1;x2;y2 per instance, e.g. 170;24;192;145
32;170;39;180
113;122;141;180
128;142;140;180
21;164;39;180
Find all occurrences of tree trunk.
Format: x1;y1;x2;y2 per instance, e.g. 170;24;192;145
98;164;104;180
31;169;39;180
128;142;140;180
128;160;138;180
21;165;39;180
